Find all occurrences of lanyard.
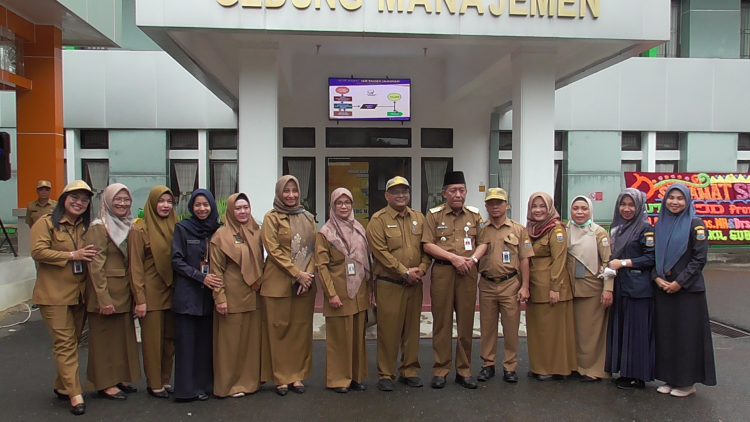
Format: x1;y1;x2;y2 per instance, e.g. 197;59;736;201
63;224;79;250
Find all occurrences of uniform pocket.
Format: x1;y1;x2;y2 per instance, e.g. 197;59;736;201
106;268;127;278
386;230;403;250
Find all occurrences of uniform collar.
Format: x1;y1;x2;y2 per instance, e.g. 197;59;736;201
59;214;80;226
386;205;411;219
445;205;465;216
488;217;511;229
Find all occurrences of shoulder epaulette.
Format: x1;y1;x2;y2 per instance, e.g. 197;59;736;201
429;205;444;214
465;205;480;214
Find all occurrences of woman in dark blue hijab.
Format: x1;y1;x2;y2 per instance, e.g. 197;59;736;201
652;184;716;398
171;189;222;402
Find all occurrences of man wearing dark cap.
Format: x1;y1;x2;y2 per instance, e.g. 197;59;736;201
422;171;484;389
475;188;532;384
367;176;431;392
25;180;57;228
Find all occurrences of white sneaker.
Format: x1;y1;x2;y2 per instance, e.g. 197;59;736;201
670;386;696;397
656;384;672;394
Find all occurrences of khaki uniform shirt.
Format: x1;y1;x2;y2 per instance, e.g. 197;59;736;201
314;233;370;317
210;229;263;314
366;205;431;280
529;222;572;303
422;204;483;257
31;214;88;305
26;199;57;228
478;218;534;279
85;224;133;314
128;222;172;310
260;210;316;298
567;225;613;297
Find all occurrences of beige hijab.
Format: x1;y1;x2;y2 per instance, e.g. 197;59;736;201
319;188;371;299
567;195;602;276
93;183;133;258
211;193;263;286
273;175;316;271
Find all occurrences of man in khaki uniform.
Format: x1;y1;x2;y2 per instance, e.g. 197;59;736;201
422;171;483;389
26;180;57;228
475;188;532;384
367;176;431;392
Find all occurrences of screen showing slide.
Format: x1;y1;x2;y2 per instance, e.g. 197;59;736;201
329;78;411;121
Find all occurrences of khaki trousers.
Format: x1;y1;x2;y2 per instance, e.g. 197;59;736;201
325;311;368;388
479;277;521;372
140;310;175;389
376;279;423;380
39;304;86;396
430;263;477;378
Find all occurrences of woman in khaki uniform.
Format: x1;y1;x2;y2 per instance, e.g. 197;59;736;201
210;193;266;398
260;175;317;396
315;188;372;393
525;192;577;380
129;186;178;398
85;183;141;399
567;195;614;381
31;180;98;415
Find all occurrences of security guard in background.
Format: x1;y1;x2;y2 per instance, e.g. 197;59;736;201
26;180;57;228
422;171;484;389
476;188;532;384
367;176;431;392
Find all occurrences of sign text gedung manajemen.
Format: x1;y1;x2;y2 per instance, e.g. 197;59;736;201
625;172;750;245
217;0;601;19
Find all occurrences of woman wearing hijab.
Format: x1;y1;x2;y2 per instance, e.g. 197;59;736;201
566;195;614;382
85;183;141;400
210;193;266;398
171;189;222;402
653;184;716;397
261;175;317;396
605;189;656;390
129;186;179;398
525;192;576;380
315;188;372;393
31;180;97;415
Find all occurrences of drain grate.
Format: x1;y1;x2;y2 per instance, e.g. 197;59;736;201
710;320;750;339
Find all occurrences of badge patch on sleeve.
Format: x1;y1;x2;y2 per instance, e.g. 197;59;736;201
645;232;655;247
695;228;706;241
601;238;609;247
524;239;532;249
555;230;564;243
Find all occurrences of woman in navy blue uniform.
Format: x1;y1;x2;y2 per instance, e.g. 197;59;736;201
171;189;222;402
605;188;655;389
652;184;716;398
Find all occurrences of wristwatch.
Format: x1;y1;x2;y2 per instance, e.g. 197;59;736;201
471;256;479;264
620;260;628;268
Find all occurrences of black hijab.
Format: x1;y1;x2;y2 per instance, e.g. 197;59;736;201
180;189;221;238
610;188;649;258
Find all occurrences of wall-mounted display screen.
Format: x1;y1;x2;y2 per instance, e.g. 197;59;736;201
328;78;411;121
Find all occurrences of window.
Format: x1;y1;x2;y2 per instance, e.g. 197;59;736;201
326;127;411;148
283;127;315;148
169;160;199;217
82;159;109;216
421;128;453;148
283;157;316;213
169;130;199;150
656;132;680;150
554;131;566;151
621;160;641;173
80;130;108;149
210;160;239;202
498;159;512;201
209;130;238;150
738;161;750;173
656;160;679;173
739;133;750;151
621;132;642;151
498;131;512;151
421;158;453;213
742;0;750;59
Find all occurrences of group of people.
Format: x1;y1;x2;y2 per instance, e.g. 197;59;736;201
29;169;716;416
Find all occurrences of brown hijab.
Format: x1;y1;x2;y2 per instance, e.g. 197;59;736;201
319;188;371;299
211;193;263;286
526;192;561;240
272;175;316;271
142;186;178;286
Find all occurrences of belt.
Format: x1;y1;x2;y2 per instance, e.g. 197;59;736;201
433;259;452;266
377;276;406;285
481;271;518;283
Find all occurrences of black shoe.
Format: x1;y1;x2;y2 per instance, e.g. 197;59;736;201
616;377;645;390
580;375;601;383
527;371;554;381
431;376;447;389
455;375;478;389
377;378;394;392
477;367;495;382
164;385;174;394
289;384;306;394
98;389;127;400
349;381;367;391
70;403;86;416
53;389;69;401
503;370;519;383
117;383;138;394
275;386;289;396
333;387;349;394
147;387;170;399
397;376;423;388
197;393;210;401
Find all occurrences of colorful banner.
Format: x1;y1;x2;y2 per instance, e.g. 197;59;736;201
624;172;750;245
327;160;370;227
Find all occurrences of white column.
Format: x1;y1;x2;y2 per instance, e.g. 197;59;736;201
510;51;556;223
65;129;78;182
198;130;209;189
238;48;279;218
642;131;657;172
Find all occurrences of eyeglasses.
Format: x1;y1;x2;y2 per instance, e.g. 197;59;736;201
334;200;353;208
68;194;91;204
113;198;132;205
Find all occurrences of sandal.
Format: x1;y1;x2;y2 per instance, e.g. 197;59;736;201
275;386;289;396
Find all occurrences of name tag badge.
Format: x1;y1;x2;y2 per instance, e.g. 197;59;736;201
234;235;244;244
412;220;418;234
502;250;511;264
464;237;473;251
72;261;84;275
187;239;200;245
200;260;210;275
347;262;356;276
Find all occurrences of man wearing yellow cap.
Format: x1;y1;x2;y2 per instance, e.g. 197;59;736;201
25;180;57;228
476;187;532;384
366;176;431;392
